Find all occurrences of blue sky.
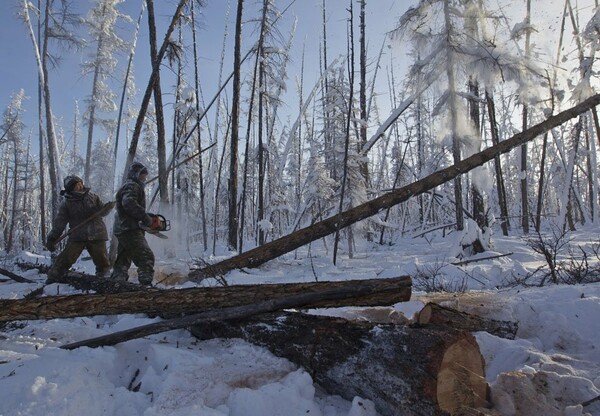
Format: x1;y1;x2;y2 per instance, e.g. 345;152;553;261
0;0;408;156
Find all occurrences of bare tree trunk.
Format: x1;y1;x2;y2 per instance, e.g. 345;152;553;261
333;2;355;265
257;1;268;246
192;94;600;278
190;0;208;251
228;0;243;251
36;0;46;241
239;45;260;251
41;0;62;215
486;91;509;235
213;117;231;256
520;0;532;234
359;0;369;186
146;0;169;205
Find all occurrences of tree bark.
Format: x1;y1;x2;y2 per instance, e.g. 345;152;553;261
417;302;518;339
0;276;411;322
193;94;600;278
520;0;532;234
486;91;509;235
192;311;489;416
228;0;243;250
146;0;169;205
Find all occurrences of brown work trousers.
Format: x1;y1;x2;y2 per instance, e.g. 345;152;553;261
47;240;110;281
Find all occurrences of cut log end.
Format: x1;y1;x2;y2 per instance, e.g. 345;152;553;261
437;337;488;414
192;312;489;415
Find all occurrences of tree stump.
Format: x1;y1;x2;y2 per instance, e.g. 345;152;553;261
191;311;489;416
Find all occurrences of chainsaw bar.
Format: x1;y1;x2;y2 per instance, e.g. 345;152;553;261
138;223;169;239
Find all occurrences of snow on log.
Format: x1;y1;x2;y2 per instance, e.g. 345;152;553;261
417;302;518;339
191;311;490;416
0;276;411;322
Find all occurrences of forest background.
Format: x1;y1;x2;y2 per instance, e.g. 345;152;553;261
0;0;598;265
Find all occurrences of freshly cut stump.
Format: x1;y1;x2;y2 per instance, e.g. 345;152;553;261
192;311;489;416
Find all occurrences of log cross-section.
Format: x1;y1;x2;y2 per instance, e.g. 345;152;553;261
0;276;411;322
192;311;490;416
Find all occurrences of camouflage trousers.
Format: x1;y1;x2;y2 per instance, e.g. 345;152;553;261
111;230;155;285
47;240;110;282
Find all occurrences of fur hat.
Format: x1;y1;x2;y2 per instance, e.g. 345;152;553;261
128;162;149;180
63;175;83;192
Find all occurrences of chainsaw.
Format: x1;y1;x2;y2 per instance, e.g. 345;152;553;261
139;214;171;239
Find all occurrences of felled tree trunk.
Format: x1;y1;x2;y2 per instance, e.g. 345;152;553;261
0;276;411;322
194;94;600;278
417;302;518;339
191;311;490;416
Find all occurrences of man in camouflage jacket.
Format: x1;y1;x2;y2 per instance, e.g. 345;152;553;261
45;175;111;283
111;161;159;285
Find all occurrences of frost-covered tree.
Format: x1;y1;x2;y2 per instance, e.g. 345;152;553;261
82;0;130;185
394;0;542;237
1;90;27;252
89;138;114;203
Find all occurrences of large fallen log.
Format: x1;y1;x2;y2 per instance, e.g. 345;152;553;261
191;311;490;416
193;94;600;278
60;282;411;349
0;276;411;322
417;302;518;339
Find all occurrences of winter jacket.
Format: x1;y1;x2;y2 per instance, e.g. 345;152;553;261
113;163;152;235
47;189;109;243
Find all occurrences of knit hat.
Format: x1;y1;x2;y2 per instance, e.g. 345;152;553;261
63;175;83;192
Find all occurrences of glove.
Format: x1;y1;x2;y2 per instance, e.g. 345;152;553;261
150;215;163;231
45;239;56;252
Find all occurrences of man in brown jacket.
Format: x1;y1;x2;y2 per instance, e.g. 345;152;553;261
45;175;112;284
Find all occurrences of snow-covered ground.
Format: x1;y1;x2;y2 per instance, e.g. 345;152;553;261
0;227;599;416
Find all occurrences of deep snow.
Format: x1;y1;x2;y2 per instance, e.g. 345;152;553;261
0;227;599;416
